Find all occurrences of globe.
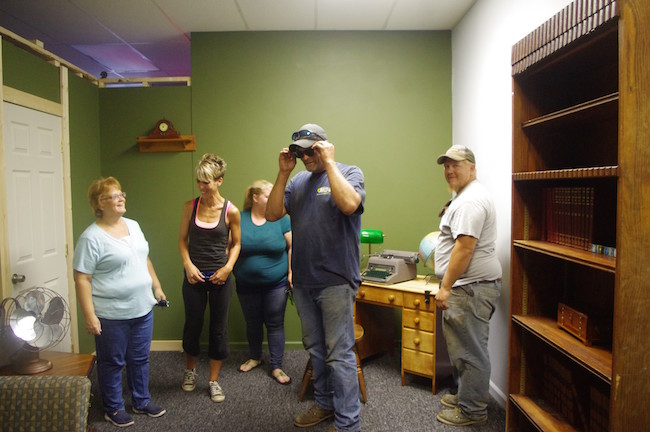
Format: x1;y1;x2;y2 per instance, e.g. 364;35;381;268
418;231;440;269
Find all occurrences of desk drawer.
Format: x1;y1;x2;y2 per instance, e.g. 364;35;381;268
358;286;403;306
403;308;435;332
403;292;435;311
402;327;434;353
402;348;434;377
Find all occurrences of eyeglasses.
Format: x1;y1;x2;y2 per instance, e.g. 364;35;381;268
438;199;451;217
289;144;315;158
291;129;324;142
101;192;126;201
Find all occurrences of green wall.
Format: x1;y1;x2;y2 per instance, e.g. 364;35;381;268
190;31;453;347
69;74;102;353
191;31;452;254
2;41;60;103
4;30;454;354
97;86;196;344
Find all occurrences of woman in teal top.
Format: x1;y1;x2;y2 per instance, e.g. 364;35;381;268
233;179;292;384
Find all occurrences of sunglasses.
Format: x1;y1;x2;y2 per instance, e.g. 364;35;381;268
289;144;315;158
291;129;324;142
439;199;452;217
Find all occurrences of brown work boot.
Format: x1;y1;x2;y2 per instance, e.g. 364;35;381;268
441;393;458;408
437;407;487;426
294;404;334;428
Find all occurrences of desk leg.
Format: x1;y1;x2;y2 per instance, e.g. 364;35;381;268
354;302;396;360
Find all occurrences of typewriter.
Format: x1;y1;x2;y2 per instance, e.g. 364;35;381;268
361;250;419;284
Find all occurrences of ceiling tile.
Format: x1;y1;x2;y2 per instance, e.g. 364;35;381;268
157;0;247;32
387;0;477;30
237;0;316;30
317;0;396;30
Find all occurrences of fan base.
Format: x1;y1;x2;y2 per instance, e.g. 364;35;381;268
12;358;53;375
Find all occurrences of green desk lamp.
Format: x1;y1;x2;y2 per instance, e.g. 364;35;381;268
360;229;384;271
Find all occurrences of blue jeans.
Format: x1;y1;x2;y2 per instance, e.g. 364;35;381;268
293;283;361;432
95;310;154;413
442;280;501;419
236;283;288;370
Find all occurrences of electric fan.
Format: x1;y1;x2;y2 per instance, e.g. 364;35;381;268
0;287;71;374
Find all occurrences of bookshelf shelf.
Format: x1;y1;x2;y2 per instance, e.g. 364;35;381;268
509;394;579;432
513;166;618;181
521;93;618;130
513;315;612;383
508;1;650;430
513;240;615;273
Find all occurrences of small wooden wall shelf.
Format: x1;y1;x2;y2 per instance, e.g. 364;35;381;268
136;135;196;152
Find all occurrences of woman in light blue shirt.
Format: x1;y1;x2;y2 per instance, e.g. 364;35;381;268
73;176;167;428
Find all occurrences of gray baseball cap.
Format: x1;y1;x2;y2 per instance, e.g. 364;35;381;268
437;145;476;164
291;123;328;148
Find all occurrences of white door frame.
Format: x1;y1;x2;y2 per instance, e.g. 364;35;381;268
0;49;79;352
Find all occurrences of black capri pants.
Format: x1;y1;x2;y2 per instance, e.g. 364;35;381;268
182;274;233;360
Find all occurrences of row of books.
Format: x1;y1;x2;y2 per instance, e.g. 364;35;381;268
543;186;594;250
511;0;617;74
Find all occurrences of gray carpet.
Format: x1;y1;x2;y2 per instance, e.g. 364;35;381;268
87;350;505;431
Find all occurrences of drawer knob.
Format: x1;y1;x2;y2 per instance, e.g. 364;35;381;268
359;291;365;298
414;299;421;307
413;317;420;325
388;295;395;302
414;337;421;346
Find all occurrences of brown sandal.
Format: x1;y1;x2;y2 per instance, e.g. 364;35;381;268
239;359;263;372
271;368;292;385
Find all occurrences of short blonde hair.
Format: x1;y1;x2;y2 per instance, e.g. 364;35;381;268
243;179;272;211
88;176;121;217
196;153;227;183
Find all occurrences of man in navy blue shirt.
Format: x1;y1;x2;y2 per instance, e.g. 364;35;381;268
266;123;365;432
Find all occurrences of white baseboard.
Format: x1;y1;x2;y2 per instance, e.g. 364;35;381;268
151;340;183;351
148;340;305;352
489;380;507;408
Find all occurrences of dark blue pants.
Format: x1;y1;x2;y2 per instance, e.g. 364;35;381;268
236;284;288;370
95;310;153;413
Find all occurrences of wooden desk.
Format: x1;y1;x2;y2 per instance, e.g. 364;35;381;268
0;351;96;377
355;275;452;393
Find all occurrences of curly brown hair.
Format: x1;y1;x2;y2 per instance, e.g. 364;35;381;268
88;176;121;217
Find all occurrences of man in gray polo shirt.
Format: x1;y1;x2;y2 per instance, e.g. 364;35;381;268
433;145;502;427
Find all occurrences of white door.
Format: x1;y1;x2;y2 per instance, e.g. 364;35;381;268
3;101;71;353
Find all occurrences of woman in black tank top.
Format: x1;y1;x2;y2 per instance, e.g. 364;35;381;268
178;153;241;403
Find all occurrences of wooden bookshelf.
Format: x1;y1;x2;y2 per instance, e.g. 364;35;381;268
508;0;650;430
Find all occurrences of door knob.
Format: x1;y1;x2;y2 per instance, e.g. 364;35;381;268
11;273;26;284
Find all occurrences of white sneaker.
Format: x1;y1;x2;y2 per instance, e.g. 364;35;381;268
182;368;197;392
209;380;225;403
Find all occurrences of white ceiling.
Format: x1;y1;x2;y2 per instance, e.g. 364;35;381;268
0;0;475;80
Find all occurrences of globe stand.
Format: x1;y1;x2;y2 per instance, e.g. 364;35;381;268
12;344;53;374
